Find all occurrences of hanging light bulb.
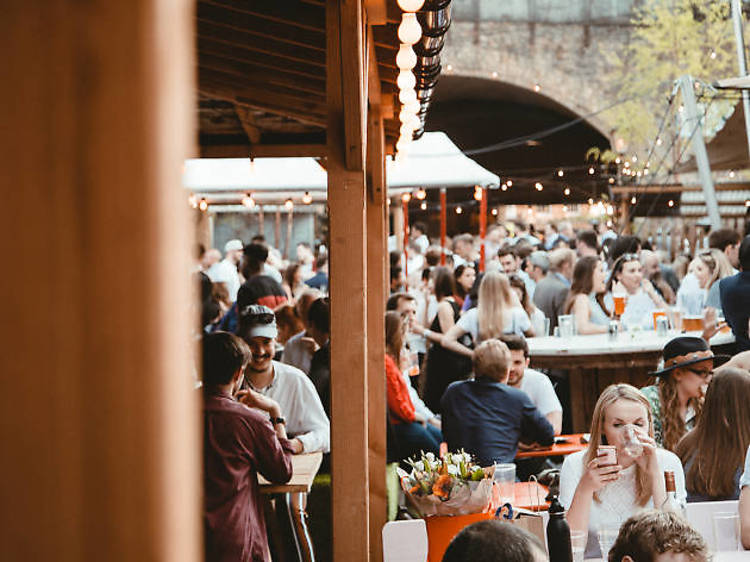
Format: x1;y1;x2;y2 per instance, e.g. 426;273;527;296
399;87;417;105
557;169;564;177
562;205;568;212
710;50;717;59
533;83;541;92
491;208;499;216
535;182;543;191
284;198;294;211
643;168;649;176
398;13;422;45
198;198;208;212
415;188;427;200
241;193;255;208
631;196;637;205
302;192;313;205
401;192;411;203
668;199;674;207
588;198;594;205
400;123;416;138
420;202;427;210
397;70;416;90
501;183;508;191
474;186;483;200
506;180;513;187
446;64;453;72
396;44;417;70
563;187;571;196
248;157;256;174
588;167;595;175
729;170;737;178
632;155;638;162
656;138;663;146
397;0;424;12
455;206;462;214
745;199;750;207
608;177;615;184
491;71;498;78
188;194;198;208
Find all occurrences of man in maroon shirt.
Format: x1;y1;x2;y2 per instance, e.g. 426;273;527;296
202;331;294;562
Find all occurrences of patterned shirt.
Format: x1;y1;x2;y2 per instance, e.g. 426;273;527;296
640;384;696;449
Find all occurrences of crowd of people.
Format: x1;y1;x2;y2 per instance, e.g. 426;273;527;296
194;218;750;560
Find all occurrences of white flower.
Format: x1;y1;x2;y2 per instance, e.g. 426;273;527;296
414;461;425;472
425;452;435;462
430;460;440;470
462;452;472;464
447;464;459;476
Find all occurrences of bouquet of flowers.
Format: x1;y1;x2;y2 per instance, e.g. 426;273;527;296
397;450;496;517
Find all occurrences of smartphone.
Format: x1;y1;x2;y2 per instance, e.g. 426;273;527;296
597;445;617;467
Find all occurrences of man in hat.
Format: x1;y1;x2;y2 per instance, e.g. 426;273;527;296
641;336;730;449
237;304;330;454
206;239;244;302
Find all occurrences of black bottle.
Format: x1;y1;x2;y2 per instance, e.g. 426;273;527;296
546;496;573;562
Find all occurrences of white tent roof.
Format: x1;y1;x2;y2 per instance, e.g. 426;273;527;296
183;132;499;197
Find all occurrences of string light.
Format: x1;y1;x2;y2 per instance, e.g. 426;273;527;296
557;169;564;177
729;170;736;178
396;44;417;70
491;71;498;78
608;177;615;184
668;199;674;207
188;194;198;208
455;206;462;214
535;182;544;191
588;167;595;175
501;183;508;191
473;186;483;200
284;198;294;210
631;196;637;204
615;157;621;164
418;202;426;210
745;200;750;207
506;180;513;187
710;50;717;59
491;208;499;216
401;192;411;203
302;192;313;205
562;205;568;212
588;198;594;205
656;138;662;146
241;193;255;208
397;0;424;10
563;187;570;196
398;13;422;45
198;198;208;212
533;83;541;92
397;70;416;90
398;87;417;105
446;64;453;72
632;155;638;162
415;188;427;200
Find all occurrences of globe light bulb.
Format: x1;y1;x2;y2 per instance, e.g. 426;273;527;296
491;208;498;216
535;182;543;191
506;180;513;187
420;202;427;210
241;193;255;208
397;70;416;91
401;192;411;203
398;13;422;45
396;44;417;70
557;169;564;177
415;188;427;200
398;87;417;105
564;187;570;196
198;198;208;212
302;192;313;205
456;206;462;214
284;198;294;210
501;183;508;191
397;0;424;11
631;196;637;204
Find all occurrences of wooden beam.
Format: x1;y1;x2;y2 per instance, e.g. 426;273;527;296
197;20;326;66
250;144;328;158
203;0;325;31
611;183;749;195
366;0;388;25
200;144;251;157
197;2;324;50
1;0;199;560
339;0;367;170
198;66;326;102
327;0;370;560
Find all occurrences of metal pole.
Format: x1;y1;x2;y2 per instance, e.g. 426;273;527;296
678;75;722;229
402;196;409;279
479;186;487;272
440;188;447;265
731;0;750;163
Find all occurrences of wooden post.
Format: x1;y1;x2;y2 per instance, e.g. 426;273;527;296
327;1;370;560
393;204;405;253
274;208;282;250
440;188;447;265
1;0;199;560
402;196;410;278
258;205;265;237
285;205;293;260
619;196;630;235
366;103;387;562
479;186;487;272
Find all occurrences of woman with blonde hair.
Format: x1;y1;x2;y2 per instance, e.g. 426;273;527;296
560;383;685;558
441;271;532;359
676;367;750;502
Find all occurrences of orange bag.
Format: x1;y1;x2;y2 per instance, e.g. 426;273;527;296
423;511;493;562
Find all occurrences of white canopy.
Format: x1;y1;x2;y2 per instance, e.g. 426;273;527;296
715;75;750;89
183;132;499;199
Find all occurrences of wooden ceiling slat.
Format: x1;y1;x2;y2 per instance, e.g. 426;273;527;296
197;3;324;51
202;0;325;32
372;26;398;50
198;36;324;78
197;21;325;66
198;54;325;97
199;68;326;105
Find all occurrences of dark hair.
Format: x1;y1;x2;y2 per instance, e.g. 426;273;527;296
250;235;266;244
453;264;474;299
739;234;750;271
283;262;301;287
242;242;269;277
565;256;610;316
201;299;222;328
500;334;529;358
308;297;330;334
197;271;213;302
390;265;403;283
315;254;328;269
708;228;741;252
385;310;406;360
196;242;206;260
425;246;442;267
607;510;708;562
386;292;415;311
389;251;401;269
432;266;456;301
606;253;640;293
497;246;516;259
202;332;251;386
508;275;532;315
610;235;641;263
421;266;433;283
412;221;427;235
442;519;545;562
577;230;599;251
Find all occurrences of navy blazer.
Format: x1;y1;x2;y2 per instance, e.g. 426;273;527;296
719;272;750;352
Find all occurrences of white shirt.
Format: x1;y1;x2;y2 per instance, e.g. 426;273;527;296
401;369;435;421
262;263;282;284
518;368;562;416
280;330;313;374
248;361;330;453
206;258;241;302
456;306;531;342
740;445;750;490
560;448;686;558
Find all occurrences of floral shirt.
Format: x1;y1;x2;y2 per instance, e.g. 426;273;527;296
640;384;695;449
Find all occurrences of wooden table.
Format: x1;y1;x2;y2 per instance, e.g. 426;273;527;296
516;434;587;459
259;452;323;562
528;330;734;432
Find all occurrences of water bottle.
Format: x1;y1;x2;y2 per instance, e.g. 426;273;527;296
547;496;573;562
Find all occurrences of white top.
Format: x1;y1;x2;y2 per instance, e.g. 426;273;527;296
560;448;686;557
402;368;435;421
205;258;241;302
741;445;750;490
519;368;562;416
456;306;531;342
247;360;330;453
280;330;313;374
262;263;282;284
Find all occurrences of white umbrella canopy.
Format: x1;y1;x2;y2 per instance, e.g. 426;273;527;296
183;132;499;202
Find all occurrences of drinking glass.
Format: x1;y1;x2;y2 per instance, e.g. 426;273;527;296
558;315;574;339
570;530;587;562
493;463;516;506
622;425;643;458
669;306;682;332
712;512;741;551
652;309;667;331
613;292;627;316
532;315;550;338
597;526;620;559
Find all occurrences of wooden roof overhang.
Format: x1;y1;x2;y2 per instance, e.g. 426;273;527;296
196;0;450;159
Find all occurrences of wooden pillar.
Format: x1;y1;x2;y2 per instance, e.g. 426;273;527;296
440;188;447;264
619;195;630;235
327;1;370;560
1;1;199;560
402;196;410;278
274;208;282;250
258;205;265;237
366;103;387;562
196;209;213;249
393;203;405;253
284;205;293;260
